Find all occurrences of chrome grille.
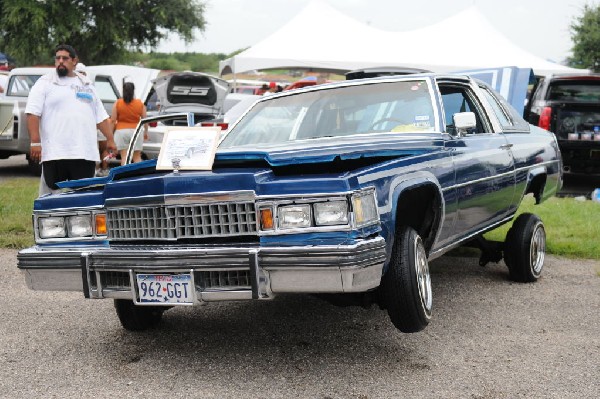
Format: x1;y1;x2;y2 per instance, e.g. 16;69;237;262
101;271;130;289
197;270;251;290
107;202;258;241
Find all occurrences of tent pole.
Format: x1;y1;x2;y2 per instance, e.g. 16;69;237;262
232;57;237;92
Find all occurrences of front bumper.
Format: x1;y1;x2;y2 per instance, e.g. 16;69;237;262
17;237;386;303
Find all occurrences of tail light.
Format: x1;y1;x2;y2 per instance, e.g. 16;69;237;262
538;107;552;131
148;122;158;127
200;122;229;130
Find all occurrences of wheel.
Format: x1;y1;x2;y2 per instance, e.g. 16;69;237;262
380;226;432;333
369;118;404;131
114;299;165;331
503;213;546;283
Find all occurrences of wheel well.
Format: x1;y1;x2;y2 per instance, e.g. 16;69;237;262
395;184;442;253
526;173;547;204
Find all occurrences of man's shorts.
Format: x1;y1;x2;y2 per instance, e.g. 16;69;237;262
97;130;107;142
42;159;96;190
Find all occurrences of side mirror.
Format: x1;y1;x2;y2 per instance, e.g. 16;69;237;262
453;112;476;136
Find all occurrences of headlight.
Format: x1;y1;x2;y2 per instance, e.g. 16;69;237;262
279;204;311;229
352;191;378;227
36;212;103;241
38;217;66;239
66;215;93;237
314;201;348;226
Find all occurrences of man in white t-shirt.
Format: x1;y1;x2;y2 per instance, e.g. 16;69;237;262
25;44;116;195
0;72;8;96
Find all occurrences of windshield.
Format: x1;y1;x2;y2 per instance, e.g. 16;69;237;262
219;80;437;148
547;80;600;102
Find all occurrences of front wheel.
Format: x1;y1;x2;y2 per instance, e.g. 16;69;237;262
380;226;432;333
114;299;165;331
504;213;546;283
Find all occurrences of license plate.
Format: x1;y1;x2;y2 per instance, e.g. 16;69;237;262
136;274;193;304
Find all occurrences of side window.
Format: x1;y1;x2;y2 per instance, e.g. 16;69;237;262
145;88;160;112
94;76;118;102
439;84;489;135
480;86;512;127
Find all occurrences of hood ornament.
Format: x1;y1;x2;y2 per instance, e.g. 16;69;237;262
171;157;181;173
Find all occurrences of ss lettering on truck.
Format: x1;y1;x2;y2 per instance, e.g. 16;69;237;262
170;86;210;96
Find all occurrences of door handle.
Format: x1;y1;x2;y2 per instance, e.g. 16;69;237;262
499;143;513;150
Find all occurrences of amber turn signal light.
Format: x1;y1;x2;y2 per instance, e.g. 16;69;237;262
95;214;107;235
260;208;274;230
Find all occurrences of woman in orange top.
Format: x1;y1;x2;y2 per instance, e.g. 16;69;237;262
111;82;148;165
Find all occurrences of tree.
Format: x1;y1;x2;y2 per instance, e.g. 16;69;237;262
569;4;600;71
0;0;207;66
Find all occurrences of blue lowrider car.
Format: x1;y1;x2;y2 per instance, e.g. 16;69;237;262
17;70;562;333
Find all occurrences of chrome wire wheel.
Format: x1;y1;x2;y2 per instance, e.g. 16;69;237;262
414;236;432;314
381;226;432;332
530;222;546;276
504;213;545;283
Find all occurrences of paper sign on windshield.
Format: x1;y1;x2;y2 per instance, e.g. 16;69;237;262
156;126;221;170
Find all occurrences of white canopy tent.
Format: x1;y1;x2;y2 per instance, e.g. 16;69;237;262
219;1;584;77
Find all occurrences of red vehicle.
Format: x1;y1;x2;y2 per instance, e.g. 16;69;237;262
233;85;264;95
283;80;317;91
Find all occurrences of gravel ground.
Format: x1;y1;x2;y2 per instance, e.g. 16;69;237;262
1;249;598;399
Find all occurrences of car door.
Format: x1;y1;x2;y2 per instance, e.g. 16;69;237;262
478;83;553;211
439;79;516;237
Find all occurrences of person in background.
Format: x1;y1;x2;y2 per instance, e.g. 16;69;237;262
26;44;115;196
0;61;8;95
74;62;111;177
263;81;278;95
257;83;269;95
111;82;147;165
0;73;7;96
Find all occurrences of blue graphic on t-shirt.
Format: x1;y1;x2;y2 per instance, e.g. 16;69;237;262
76;91;93;102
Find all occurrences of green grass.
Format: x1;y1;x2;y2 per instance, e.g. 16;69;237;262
0;178;599;259
0;177;38;248
485;195;600;259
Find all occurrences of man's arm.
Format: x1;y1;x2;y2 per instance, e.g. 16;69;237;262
142;105;149;140
97;118;116;153
27;114;42;164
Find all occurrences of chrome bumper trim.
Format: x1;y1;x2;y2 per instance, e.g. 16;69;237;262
17;237;386;301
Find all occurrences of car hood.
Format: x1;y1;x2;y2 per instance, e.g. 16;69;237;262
87;65;160;103
154;72;230;114
216;133;444;166
55;133;445;192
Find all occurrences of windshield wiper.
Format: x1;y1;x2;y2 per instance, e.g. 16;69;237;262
304;135;335;140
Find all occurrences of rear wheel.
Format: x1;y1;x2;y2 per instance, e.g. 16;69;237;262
114;299;165;331
380;226;432;333
504;213;546;282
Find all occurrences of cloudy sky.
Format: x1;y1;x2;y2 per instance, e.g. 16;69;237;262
157;0;594;63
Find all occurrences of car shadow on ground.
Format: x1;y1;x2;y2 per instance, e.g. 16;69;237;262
84;255;515;372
